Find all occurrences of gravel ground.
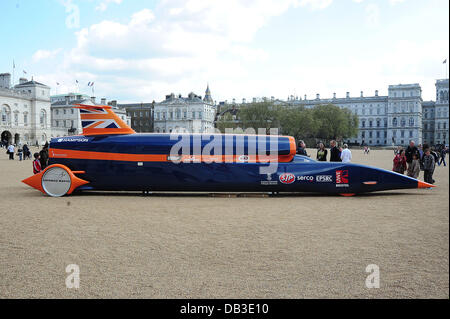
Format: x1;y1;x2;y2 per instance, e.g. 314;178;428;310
0;147;448;298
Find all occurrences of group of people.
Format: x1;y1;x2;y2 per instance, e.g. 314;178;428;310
4;143;32;161
393;140;448;184
296;140;352;163
3;141;49;174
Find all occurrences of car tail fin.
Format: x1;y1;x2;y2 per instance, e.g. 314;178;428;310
74;104;135;136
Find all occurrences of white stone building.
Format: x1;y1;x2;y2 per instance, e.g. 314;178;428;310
1;72;129;146
153;85;216;133
1;73;52;146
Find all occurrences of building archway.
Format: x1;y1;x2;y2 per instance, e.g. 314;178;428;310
1;131;12;145
14;133;20;145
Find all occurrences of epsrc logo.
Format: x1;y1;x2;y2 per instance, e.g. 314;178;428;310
316;175;333;182
336;170;349;184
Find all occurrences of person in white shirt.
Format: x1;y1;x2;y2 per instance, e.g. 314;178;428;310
340;144;352;163
7;144;15;160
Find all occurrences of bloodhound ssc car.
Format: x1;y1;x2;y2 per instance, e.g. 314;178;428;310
22;104;434;197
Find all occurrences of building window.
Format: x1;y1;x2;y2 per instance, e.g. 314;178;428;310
40;110;47;127
409;131;413;138
409;117;414;126
71;109;74;114
401;130;405;138
401;118;406;127
392;118;397;127
56;109;59;115
14;113;18;126
24;114;28;126
369;121;373;128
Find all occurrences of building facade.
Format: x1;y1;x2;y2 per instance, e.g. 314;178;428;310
116;101;154;133
153;85;216;133
1;73;52;146
1;71;128;146
218;79;449;147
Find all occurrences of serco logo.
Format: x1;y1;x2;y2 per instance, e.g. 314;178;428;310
297;175;314;181
58;138;63;142
279;173;295;184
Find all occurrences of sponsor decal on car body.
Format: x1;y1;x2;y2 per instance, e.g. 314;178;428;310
279;173;296;184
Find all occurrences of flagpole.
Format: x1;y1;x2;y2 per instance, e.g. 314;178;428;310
12;60;15;88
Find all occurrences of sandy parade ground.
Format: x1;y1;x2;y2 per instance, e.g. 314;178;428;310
0;147;448;299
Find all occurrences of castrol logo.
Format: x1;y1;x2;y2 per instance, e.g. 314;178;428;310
279;173;295;184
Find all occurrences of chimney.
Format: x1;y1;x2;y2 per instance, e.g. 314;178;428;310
304;94;307;100
65;95;70;105
316;93;320;100
91;96;96;104
108;100;117;107
19;77;27;84
346;92;350;98
101;98;106;105
333;92;336;99
0;73;11;89
375;90;379;96
360;91;363;97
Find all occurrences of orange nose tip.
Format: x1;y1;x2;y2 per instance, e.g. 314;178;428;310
417;180;436;188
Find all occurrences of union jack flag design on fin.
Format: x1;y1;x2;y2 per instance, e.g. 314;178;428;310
74;104;135;136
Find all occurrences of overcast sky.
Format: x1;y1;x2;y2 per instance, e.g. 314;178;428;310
1;0;448;103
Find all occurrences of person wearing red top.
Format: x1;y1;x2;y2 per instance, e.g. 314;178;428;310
393;149;407;174
33;153;42;174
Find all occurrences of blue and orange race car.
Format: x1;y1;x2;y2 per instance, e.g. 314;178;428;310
22;104;434;197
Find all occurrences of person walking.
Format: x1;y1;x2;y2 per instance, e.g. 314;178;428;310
33;153;42;174
439;146;448;166
316;143;328;161
296;140;308;156
23;144;30;160
340;144;352;163
7;144;15;160
17;147;23;161
423;148;436;184
329;140;341;162
393;149;407;174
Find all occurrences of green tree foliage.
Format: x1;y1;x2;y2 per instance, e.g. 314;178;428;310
215;102;359;139
236;101;281;134
312;104;359;140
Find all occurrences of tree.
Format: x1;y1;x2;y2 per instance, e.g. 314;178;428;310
312;104;359;141
237;101;281;134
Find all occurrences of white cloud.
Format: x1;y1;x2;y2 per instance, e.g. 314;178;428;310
389;0;406;5
95;0;123;12
32;49;62;62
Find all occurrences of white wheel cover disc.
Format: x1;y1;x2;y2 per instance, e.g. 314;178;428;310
42;167;71;197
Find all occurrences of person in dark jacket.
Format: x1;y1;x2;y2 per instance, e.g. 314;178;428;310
405;140;418;176
39;142;49;170
423;148;435;184
296;140;308;156
439;146;448;166
316;143;328;161
329;140;341;162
